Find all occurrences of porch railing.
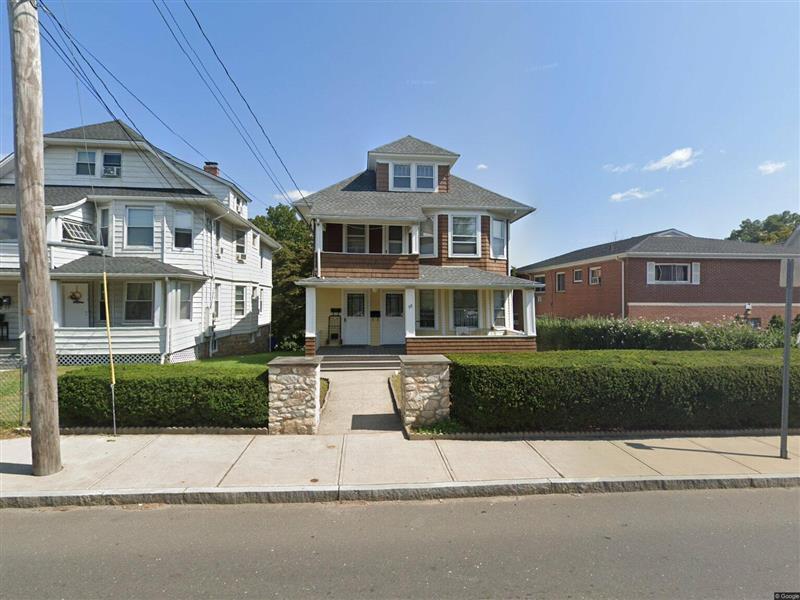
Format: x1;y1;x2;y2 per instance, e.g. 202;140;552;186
53;326;164;354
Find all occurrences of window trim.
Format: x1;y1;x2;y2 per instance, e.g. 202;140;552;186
492;289;507;329
173;209;194;250
555;272;566;293
234;229;247;257
345;223;368;254
385;225;404;255
448;214;481;258
101;151;122;178
573;268;583;283
450;289;481;331
234;285;246;317
177;281;193;321
419;216;437;258
213;283;221;320
75;150;96;176
123;281;154;324
124;206;155;249
389;162;439;192
0;215;19;243
98;208;110;247
652;262;691;284
490;218;507;259
532;274;546;292
417;289;437;330
589;266;602;286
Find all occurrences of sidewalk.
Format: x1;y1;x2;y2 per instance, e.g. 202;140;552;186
1;432;798;507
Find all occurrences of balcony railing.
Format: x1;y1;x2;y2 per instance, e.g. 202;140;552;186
53;326;164;355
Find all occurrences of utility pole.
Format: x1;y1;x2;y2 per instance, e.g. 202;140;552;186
7;0;61;475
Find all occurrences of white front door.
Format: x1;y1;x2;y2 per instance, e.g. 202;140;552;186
343;291;369;345
62;282;90;327
381;292;405;345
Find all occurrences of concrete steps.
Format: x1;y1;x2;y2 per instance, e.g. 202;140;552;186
320;354;401;372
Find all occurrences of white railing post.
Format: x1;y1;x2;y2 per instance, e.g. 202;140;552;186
404;288;416;337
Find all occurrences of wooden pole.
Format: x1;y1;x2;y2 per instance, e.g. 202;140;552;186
7;0;61;475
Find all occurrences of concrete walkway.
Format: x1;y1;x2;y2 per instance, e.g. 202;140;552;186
318;371;401;435
1;433;798;506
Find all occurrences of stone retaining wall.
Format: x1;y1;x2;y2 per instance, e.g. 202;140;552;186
399;355;451;428
267;356;322;434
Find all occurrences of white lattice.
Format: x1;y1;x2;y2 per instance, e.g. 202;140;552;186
57;353;161;366
167;346;199;364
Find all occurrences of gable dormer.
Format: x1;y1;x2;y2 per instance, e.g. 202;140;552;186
367;136;459;193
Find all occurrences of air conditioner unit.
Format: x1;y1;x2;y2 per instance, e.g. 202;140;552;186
236;252;247;263
102;166;121;177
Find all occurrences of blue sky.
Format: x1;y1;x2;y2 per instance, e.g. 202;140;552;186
1;1;797;266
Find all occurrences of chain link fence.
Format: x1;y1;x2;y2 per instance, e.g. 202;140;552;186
0;355;26;428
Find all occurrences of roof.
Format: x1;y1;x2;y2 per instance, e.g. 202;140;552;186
51;255;206;279
369;136;459;157
518;229;798;272
44;120;145;143
296;265;540;289
295;170;533;220
0;184;208;207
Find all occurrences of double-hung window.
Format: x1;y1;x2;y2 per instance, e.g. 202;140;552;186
251;288;259;314
174;210;193;249
99;209;110;247
450;215;479;256
416;164;434;189
418;289;436;329
126;207;154;247
178;282;192;320
102;152;122;177
556;272;566;292
491;218;506;258
387;225;403;254
573;269;583;283
589;266;602;285
0;216;18;242
654;264;689;283
393;164;411;189
124;282;153;322
346;224;366;253
453;290;479;329
235;230;246;257
493;290;506;328
234;286;246;317
420;217;435;256
213;283;221;319
533;274;546;291
76;151;96;175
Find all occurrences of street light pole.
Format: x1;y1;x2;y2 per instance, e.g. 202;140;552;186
7;0;62;475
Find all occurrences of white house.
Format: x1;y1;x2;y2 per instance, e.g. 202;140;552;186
0;120;280;365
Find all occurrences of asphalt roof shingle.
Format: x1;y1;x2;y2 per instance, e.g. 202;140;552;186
295;170;533;220
369;136;459;157
44;120;145;142
51;255;205;278
0;184;209;207
296;265;539;288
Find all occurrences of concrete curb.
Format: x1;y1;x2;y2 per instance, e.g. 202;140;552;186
2;474;797;509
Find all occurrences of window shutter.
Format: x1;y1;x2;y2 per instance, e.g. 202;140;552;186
646;262;655;284
691;262;701;285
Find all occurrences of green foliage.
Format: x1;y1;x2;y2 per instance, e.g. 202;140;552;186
58;362;270;427
536;316;783;351
766;314;800;336
449;350;800;432
727;210;800;244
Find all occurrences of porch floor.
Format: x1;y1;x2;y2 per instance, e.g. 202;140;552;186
317;345;406;356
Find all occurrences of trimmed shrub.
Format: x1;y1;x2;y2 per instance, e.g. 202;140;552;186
449;350;800;432
536;316;783;351
58;363;268;427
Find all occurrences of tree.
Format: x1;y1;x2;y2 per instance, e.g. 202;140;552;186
728;211;800;244
252;205;313;347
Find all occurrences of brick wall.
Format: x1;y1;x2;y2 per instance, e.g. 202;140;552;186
320;252;420;278
529;259;623;318
627;303;800;324
304;336;316;357
406;336;536;353
214;325;271;358
420;215;508;274
376;163;389;192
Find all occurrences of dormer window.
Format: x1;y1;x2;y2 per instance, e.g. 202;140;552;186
76;151;96;175
416;165;434;189
393;164;411;189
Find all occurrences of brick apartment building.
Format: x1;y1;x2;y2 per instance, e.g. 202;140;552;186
515;229;800;326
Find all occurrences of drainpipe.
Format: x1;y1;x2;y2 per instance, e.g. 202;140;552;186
616;256;625;318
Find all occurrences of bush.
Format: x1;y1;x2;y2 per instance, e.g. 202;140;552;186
449;350;800;432
536;316;783;351
58;363;269;427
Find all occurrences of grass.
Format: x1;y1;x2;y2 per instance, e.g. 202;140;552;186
447;348;799;368
0;365;80;429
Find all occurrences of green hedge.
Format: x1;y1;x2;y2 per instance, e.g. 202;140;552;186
449;350;800;432
536;316;783;351
58;363;268;427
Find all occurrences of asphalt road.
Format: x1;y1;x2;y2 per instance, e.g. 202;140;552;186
1;489;798;599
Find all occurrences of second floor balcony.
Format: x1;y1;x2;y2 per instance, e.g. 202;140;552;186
317;222;420;279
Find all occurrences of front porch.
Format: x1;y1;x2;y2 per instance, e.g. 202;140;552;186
300;266;539;357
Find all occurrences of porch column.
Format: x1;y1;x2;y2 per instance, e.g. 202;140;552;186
153;280;164;327
305;286;317;356
404;288;416;337
523;289;536;336
50;281;61;328
504;289;513;331
410;224;419;255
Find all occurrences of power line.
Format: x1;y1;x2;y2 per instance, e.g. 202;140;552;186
181;0;312;214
